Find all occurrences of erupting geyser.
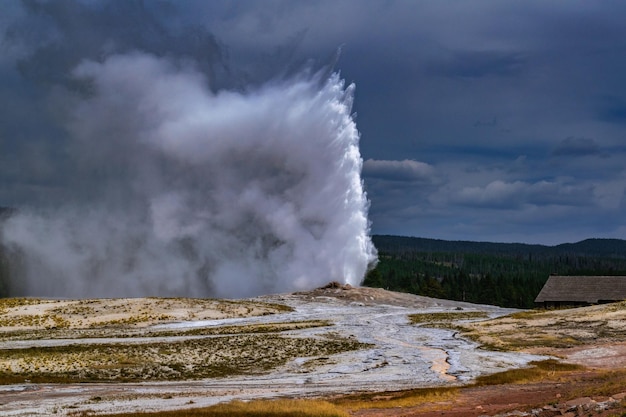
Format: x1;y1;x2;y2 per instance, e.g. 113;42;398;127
1;52;377;298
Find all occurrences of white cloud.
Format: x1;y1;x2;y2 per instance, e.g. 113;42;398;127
455;180;526;208
453;179;594;208
363;159;437;182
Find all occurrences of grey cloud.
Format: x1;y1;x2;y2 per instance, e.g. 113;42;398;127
3;0;626;249
6;0;227;89
527;180;595;206
363;159;437;183
597;96;626;125
453;179;594;209
473;116;498;127
454;180;526;208
428;50;525;79
552;137;600;157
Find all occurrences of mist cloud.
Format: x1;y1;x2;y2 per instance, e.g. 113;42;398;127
1;49;376;298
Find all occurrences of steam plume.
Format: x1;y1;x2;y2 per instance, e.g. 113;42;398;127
1;51;377;298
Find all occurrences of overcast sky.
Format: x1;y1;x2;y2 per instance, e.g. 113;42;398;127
2;0;626;245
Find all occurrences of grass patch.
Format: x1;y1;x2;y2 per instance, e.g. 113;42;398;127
472;359;583;386
152;320;332;338
409;311;489;324
506;310;548;320
0;297;45;310
500;334;583;350
0;333;370;384
0;320;332;342
455;303;626;351
77;399;349;417
572;369;626;397
0;297;295;332
333;386;459;410
199;399;348;417
461;329;587;352
605;300;626;312
96;390;460;417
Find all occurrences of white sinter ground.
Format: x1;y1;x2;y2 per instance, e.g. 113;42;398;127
0;291;546;416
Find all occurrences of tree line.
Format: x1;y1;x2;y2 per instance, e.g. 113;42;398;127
365;235;626;308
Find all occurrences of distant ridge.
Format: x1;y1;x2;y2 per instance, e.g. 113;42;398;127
554;238;626;257
372;235;626;258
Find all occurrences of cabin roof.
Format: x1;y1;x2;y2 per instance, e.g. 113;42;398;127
535;275;626;304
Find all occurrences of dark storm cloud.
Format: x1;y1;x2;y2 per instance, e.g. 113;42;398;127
428;50;525;79
597;96;626;125
552;137;601;157
5;0;226;88
2;0;626;246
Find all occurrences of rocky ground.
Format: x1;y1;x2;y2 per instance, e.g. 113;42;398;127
0;284;625;416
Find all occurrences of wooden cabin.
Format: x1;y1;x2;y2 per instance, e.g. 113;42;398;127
535;275;626;308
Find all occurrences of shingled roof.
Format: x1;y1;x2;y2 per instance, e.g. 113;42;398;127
535;275;626;305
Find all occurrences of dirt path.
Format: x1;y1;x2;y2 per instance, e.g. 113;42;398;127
351;370;626;417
